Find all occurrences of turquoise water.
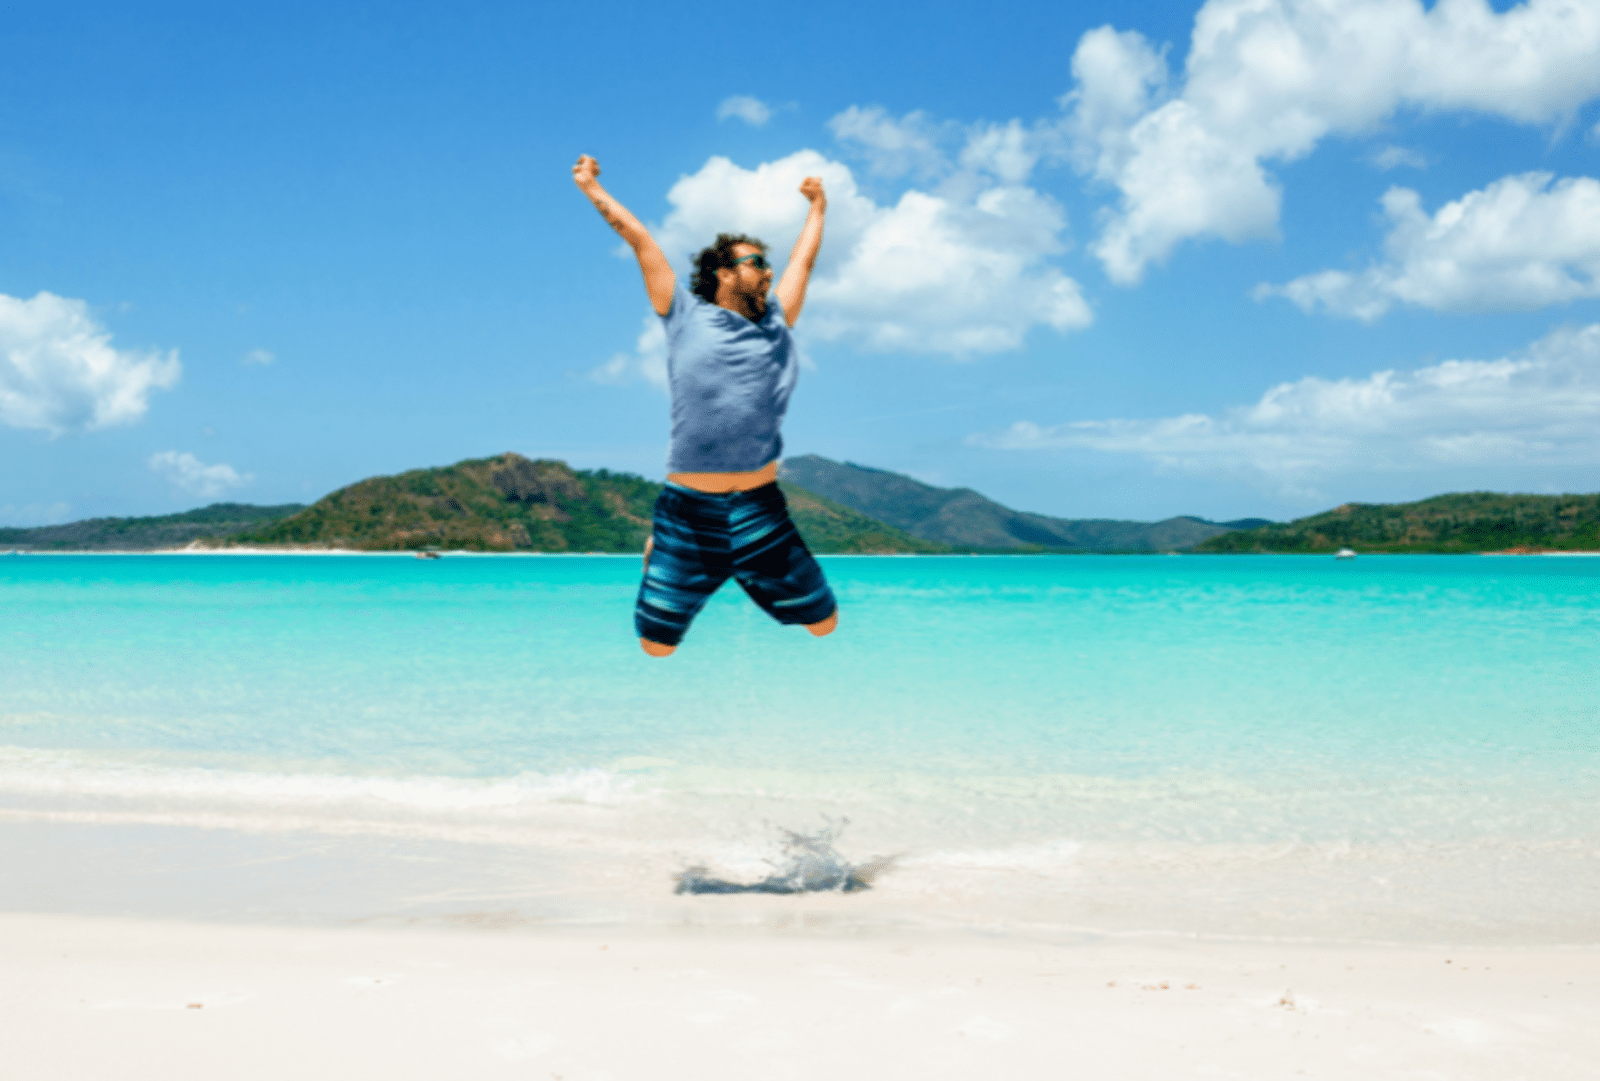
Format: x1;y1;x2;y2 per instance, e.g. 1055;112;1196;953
4;553;1598;939
5;554;1596;782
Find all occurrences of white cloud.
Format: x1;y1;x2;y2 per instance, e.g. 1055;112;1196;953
591;314;667;389
971;323;1600;493
645;148;1090;357
830;107;1051;188
1059;27;1172;178
959;120;1039;186
242;348;275;366
1062;0;1600;283
828;106;950;179
1371;144;1428;170
148;451;251;499
716;95;772;127
1260;172;1600;320
0;292;181;435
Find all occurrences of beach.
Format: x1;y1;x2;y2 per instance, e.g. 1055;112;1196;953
4;553;1597;1077
7;909;1596;1081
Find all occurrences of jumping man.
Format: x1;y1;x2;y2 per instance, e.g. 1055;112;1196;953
572;154;838;657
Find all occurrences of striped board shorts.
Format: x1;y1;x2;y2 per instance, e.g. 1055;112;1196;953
635;482;837;647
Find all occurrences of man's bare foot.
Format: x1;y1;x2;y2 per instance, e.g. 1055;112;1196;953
640;637;676;657
806;611;838;637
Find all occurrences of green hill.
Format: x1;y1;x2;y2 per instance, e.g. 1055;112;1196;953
228;452;943;554
779;484;949;554
0;502;306;551
1196;492;1600;553
780;454;1266;551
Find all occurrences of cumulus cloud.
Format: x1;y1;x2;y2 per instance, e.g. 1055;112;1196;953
716;95;772;127
828;106;951;179
148;451;251;498
590;315;668;389
1061;0;1600;283
242;348;275;366
959;120;1040;186
971;324;1600;492
0;292;181;436
644;147;1090;356
1259;172;1600;320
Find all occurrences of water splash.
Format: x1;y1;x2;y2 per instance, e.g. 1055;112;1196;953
675;819;894;895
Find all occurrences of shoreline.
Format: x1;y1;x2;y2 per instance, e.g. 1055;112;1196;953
6;808;1595;951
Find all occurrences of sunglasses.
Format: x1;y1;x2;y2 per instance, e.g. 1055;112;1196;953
731;252;771;271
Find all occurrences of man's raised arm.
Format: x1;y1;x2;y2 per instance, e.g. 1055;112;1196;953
775;176;826;327
572;155;675;316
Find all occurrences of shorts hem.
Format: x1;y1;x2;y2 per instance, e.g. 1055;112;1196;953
769;598;837;627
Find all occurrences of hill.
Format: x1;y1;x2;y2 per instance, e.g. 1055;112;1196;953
779;455;1269;551
227;452;943;554
0;502;306;551
777;485;949;554
1195;492;1600;553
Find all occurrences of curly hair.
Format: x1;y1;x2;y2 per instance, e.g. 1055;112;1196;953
690;233;768;303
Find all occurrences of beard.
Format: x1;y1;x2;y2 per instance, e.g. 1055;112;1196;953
734;282;768;320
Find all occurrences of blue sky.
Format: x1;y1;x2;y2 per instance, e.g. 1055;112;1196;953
4;0;1599;526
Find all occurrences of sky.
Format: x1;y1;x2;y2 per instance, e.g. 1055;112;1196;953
3;0;1600;527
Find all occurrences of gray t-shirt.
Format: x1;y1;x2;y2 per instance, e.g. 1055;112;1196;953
662;282;799;473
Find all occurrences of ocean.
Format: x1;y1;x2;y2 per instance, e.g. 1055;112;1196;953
3;553;1597;944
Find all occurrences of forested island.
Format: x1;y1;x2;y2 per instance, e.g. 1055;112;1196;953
0;502;305;551
227;453;943;554
7;455;1596;554
1197;492;1600;553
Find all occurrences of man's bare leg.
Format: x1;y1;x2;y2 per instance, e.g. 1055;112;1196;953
806;610;838;636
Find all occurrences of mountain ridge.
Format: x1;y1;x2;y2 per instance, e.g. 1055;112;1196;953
779;455;1269;551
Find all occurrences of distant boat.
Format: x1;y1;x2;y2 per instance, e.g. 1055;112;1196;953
415;550;442;560
1335;548;1357;559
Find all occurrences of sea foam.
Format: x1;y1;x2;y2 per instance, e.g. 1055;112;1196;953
0;746;645;813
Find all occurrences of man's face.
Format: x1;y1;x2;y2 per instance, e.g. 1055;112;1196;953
725;243;773;304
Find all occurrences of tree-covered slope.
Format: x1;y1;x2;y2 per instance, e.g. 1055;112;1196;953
779;484;949;554
0;503;307;551
780;454;1262;551
227;452;943;554
231;454;656;552
1196;492;1600;553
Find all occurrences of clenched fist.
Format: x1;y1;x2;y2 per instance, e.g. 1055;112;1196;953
573;154;601;190
799;176;825;205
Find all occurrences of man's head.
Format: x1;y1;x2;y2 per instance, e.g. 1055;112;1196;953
692;233;773;318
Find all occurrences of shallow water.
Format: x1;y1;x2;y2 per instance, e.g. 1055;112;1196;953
4;553;1597;942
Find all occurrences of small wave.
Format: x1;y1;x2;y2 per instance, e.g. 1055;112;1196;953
675;819;894;895
0;746;643;812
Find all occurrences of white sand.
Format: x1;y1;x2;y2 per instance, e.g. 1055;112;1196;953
3;912;1595;1080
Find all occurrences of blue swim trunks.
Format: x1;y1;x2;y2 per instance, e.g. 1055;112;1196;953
635;482;837;647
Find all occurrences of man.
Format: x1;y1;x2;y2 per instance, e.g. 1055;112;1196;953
572;154;838;657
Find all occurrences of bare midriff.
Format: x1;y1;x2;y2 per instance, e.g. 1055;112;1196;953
666;460;779;494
